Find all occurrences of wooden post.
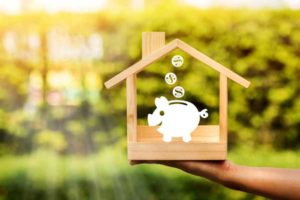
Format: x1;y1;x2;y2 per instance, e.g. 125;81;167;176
219;74;228;144
127;32;165;144
126;74;137;143
142;32;165;58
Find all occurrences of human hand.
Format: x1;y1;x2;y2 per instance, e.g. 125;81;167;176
131;160;234;184
131;160;300;200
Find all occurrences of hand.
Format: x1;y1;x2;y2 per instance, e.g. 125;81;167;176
131;160;233;185
131;160;300;200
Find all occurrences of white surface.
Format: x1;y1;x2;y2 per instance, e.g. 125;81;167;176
165;72;177;85
148;96;208;143
172;86;185;98
171;55;184;68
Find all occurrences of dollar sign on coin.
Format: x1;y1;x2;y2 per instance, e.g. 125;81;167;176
171;55;184;67
165;72;177;85
173;86;185;98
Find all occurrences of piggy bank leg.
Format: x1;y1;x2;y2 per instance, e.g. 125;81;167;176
163;134;172;142
183;134;191;143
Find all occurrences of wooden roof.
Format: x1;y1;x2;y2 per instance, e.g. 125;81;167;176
105;39;250;89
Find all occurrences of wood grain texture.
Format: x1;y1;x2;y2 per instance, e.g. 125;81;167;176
126;75;137;142
114;32;239;161
128;151;227;160
136;125;219;143
177;39;250;88
105;37;250;89
104;39;176;89
128;143;227;160
128;142;226;151
219;74;228;144
142;32;165;58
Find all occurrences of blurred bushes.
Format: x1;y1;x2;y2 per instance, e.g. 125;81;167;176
0;4;300;200
104;7;300;150
34;130;66;152
0;146;299;200
0;6;300;153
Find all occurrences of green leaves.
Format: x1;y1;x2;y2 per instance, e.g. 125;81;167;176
1;8;300;153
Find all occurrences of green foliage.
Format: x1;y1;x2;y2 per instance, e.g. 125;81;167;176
0;146;299;200
34;130;66;152
1;5;300;200
118;7;300;149
1;8;300;151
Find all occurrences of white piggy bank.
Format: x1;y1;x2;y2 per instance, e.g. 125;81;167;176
148;96;208;143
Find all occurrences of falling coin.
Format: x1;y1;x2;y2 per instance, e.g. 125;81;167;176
172;86;185;98
165;72;177;85
171;55;184;67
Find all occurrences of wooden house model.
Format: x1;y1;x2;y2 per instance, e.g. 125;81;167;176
105;32;250;161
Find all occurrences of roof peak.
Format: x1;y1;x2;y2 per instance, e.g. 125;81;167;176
105;38;250;89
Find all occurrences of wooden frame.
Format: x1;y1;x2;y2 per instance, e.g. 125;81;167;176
105;39;250;89
126;74;137;143
128;125;224;160
106;32;250;161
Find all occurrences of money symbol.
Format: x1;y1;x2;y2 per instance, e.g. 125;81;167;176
173;86;185;98
171;55;184;67
165;72;177;85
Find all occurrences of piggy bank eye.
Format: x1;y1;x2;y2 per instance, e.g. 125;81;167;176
159;111;164;116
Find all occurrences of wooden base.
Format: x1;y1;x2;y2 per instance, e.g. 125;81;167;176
128;125;227;160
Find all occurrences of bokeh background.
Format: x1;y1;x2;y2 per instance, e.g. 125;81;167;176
1;0;300;199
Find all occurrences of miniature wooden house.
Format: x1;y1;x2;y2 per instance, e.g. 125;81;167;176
105;32;250;161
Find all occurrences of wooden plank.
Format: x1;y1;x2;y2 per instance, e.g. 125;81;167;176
142;32;165;58
128;151;227;160
176;39;250;88
126;75;137;142
105;38;250;89
128;143;227;160
105;39;176;89
128;142;226;152
137;125;219;143
219;74;228;143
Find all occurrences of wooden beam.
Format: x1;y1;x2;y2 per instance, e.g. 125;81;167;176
126;32;165;144
126;74;137;142
128;151;227;160
104;39;176;89
219;74;228;144
177;39;250;88
105;38;250;89
142;32;165;58
136;125;220;143
128;143;227;160
129;143;226;152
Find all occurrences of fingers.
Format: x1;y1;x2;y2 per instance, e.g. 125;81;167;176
130;160;233;183
131;160;230;169
130;160;223;173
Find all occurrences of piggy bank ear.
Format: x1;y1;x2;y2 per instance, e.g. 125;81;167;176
155;96;168;108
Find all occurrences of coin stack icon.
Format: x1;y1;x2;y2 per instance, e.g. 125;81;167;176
164;55;185;98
